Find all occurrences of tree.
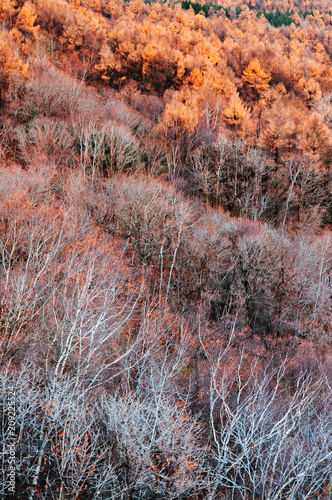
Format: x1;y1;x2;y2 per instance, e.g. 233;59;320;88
15;1;39;37
0;30;28;106
298;77;322;106
18;59;91;120
222;93;249;129
0;0;17;26
304;112;332;162
260;99;307;162
208;358;332;500
16;116;75;167
163;87;202;132
242;58;271;97
0;362;208;499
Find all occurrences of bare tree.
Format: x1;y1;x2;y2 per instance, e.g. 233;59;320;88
15;116;75;167
0;357;208;499
207;355;332;500
72;119;139;181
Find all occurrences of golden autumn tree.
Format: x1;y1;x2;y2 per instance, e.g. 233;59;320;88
141;40;180;92
298;77;322;107
223;93;249;129
15;1;39;37
0;30;28;105
0;0;17;25
242;58;271;97
261;82;287;107
304;112;332;161
184;68;204;90
203;68;236;98
260;99;307;161
95;43;122;83
162;86;202;132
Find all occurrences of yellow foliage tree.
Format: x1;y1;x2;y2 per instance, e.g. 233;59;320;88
298;77;322;106
203;68;236;98
0;30;28;104
242;58;271;96
95;43;122;84
223;93;249;128
304;112;331;159
163;87;201;132
0;30;28;78
260;100;307;161
15;2;39;37
0;0;17;25
184;68;204;90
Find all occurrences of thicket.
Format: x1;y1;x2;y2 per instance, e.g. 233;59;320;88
0;0;331;498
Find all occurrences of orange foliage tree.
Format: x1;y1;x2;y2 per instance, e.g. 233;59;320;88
0;30;28;105
242;58;271;98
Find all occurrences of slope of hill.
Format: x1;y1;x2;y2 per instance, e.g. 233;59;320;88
0;1;331;498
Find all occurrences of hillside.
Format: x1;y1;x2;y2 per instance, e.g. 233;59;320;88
0;1;331;498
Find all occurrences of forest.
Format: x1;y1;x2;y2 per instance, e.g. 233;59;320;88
0;0;331;498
